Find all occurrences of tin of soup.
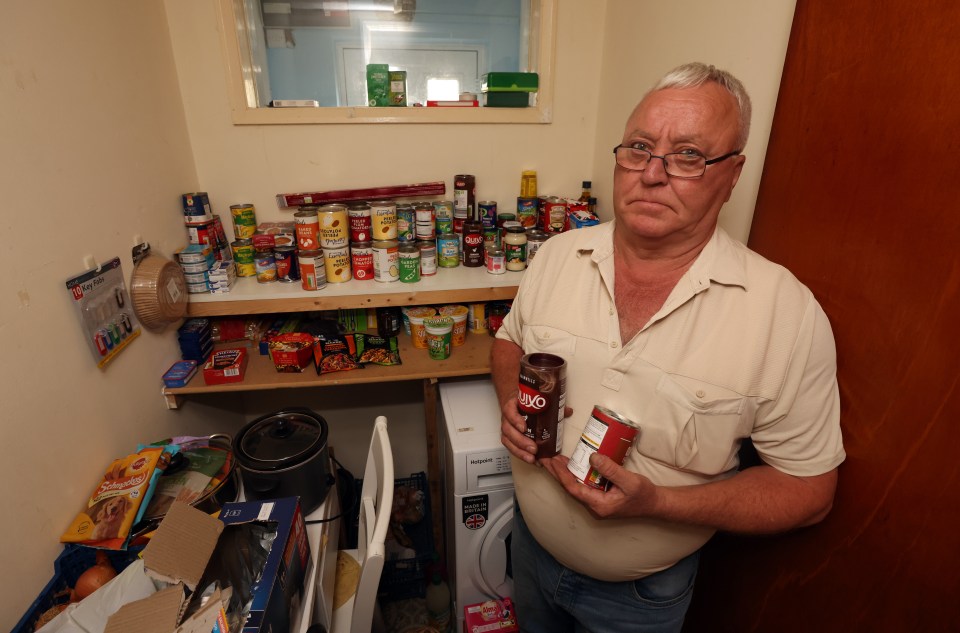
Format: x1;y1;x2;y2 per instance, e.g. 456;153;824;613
567;406;640;490
518;353;567;459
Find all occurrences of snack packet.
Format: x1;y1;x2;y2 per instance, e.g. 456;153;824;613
355;334;402;366
314;333;362;374
61;444;179;549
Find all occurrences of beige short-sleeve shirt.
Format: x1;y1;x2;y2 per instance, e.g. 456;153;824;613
496;221;845;581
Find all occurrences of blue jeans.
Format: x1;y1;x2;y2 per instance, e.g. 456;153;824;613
511;503;699;633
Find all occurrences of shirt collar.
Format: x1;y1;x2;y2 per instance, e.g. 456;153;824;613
577;221;748;290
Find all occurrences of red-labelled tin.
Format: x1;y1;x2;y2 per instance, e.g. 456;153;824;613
541;196;567;234
518;353;567;459
351;242;374;281
274;245;299;282
186;220;215;247
567;406;640;490
348;204;372;242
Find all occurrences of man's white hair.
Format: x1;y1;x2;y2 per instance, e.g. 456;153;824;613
650;62;752;150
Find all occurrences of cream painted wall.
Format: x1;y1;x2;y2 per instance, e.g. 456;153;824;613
0;2;237;628
592;0;798;242
3;0;797;626
163;0;609;227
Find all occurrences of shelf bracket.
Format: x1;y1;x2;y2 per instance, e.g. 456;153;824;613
162;390;181;410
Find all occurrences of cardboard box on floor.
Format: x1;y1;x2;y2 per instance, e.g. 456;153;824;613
104;497;309;633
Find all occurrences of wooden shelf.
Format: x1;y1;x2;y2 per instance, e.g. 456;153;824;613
162;328;496;408
187;265;522;316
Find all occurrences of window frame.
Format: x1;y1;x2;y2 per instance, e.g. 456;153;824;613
215;0;557;125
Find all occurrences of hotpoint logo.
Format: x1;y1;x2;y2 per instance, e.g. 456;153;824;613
470;457;494;465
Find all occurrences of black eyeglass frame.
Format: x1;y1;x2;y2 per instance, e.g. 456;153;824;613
611;144;742;178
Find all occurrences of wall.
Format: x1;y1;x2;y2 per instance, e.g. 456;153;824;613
0;1;238;628
592;0;798;242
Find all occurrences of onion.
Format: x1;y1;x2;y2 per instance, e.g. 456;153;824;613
72;551;117;601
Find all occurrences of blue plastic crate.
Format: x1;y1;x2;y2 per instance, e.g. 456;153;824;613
345;471;435;603
14;545;144;633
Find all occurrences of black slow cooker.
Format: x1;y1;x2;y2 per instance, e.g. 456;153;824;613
233;408;332;514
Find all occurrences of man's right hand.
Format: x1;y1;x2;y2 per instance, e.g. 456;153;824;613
500;396;538;464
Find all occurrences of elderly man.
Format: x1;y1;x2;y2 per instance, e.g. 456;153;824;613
491;62;845;632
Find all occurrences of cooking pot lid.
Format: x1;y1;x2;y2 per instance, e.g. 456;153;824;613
237;411;326;468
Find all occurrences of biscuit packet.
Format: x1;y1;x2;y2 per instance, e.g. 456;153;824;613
60;444;179;550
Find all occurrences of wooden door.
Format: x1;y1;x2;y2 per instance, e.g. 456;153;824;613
683;1;960;631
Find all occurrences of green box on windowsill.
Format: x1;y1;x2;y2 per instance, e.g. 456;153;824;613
482;91;532;108
481;72;539;92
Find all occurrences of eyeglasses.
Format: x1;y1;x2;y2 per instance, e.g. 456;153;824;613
612;144;742;178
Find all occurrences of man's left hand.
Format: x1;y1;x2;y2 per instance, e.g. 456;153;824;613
540;452;659;520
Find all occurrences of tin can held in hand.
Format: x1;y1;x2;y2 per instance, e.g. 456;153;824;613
567;406;640;490
518;353;567;459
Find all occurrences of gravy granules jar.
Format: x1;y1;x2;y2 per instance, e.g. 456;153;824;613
518;353;567;459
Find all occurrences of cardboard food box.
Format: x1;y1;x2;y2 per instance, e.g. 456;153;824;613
480;72;539;92
202;348;248;385
366;63;390;107
105;497;310;633
463;597;519;633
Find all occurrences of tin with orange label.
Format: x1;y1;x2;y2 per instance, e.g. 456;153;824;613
295;206;321;250
298;249;326;291
567;406;640;490
518;353;567;459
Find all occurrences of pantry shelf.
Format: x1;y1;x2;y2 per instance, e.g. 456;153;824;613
162;329;497;408
185;265;523;316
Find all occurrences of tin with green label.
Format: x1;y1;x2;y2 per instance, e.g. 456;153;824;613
398;243;420;283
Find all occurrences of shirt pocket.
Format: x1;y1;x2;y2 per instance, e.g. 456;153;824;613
521;325;577;358
633;374;749;475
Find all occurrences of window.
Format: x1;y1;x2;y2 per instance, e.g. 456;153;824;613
217;0;556;124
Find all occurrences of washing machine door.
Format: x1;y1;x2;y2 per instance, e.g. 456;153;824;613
471;495;514;599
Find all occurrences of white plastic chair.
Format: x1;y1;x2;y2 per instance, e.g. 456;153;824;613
331;416;394;633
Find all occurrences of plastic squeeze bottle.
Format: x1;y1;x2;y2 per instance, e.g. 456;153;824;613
426;571;452;633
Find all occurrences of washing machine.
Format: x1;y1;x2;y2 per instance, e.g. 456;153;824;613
439;378;514;632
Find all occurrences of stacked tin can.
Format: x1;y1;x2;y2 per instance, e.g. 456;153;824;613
181;192;232;264
175;243;217;294
319;204;351;283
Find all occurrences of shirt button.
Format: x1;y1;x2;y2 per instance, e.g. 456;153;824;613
543;332;550;339
696;390;706;398
609;308;614;315
611;341;618;348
